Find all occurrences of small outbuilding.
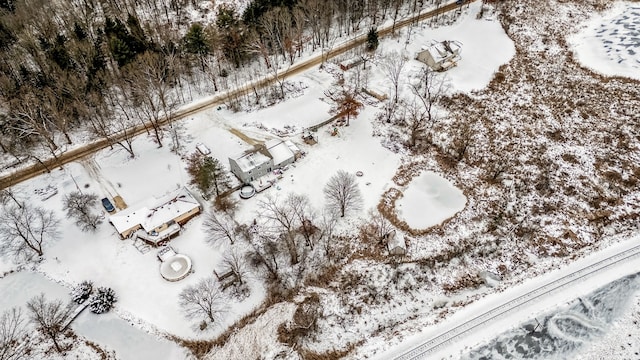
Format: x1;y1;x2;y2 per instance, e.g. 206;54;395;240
416;40;462;71
384;229;407;256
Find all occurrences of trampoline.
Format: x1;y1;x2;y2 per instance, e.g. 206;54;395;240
160;254;193;282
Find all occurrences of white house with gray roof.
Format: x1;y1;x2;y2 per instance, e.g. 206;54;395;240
229;139;301;184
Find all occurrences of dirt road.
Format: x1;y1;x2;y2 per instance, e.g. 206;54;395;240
0;0;475;191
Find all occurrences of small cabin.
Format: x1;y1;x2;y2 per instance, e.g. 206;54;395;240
339;57;364;71
384;229;407;256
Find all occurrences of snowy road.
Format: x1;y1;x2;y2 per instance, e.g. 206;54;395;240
383;237;640;360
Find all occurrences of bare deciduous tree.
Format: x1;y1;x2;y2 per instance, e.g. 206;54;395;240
203;211;237;245
258;194;307;265
63;191;102;232
26;294;73;354
0;308;29;360
367;208;393;241
0;203;59;259
409;67;448;140
179;278;227;330
324;170;363;218
222;248;249;285
379;50;408;105
401;98;427;148
317;209;338;260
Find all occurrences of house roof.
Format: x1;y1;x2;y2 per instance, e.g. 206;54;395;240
232;150;272;172
109;187;200;235
422;40;462;63
386;230;406;250
265;139;294;166
284;140;300;154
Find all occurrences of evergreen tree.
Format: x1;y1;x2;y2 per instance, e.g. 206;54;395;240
49;34;73;70
216;4;245;67
104;17;147;67
70;281;93;304
183;23;210;71
366;28;379;52
0;0;15;13
89;287;117;314
0;20;15;50
186;153;231;198
72;22;88;41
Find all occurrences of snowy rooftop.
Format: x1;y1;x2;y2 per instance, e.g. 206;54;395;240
109;187;200;235
424;40;462;62
284;140;300;155
232;150;272;172
265;139;295;166
387;230;406;250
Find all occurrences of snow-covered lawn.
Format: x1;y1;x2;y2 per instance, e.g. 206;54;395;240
395;171;467;230
0;271;187;359
569;1;640;80
401;3;515;93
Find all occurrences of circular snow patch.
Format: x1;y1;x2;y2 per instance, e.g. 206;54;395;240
160;254;192;282
395;172;466;230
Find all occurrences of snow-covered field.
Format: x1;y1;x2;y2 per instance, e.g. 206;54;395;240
569;1;640;80
2;1;638;359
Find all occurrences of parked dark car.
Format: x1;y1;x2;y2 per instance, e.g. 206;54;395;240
101;197;115;213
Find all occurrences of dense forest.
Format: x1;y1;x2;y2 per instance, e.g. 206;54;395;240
0;0;444;165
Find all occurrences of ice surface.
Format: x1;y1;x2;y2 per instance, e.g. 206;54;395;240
569;3;640;80
462;273;640;360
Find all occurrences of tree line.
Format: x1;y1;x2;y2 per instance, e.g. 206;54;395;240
0;0;444;166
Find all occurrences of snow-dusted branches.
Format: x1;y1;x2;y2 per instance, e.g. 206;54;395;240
324;170;363;218
0;202;59;260
179;278;228;331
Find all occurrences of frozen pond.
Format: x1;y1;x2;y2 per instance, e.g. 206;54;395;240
0;271;187;360
569;3;640;80
462;272;640;359
395;171;466;229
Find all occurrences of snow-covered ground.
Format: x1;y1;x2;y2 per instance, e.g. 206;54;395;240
569;1;640;80
0;2;516;358
401;4;515;93
395;171;467;230
0;271;187;359
380;235;640;360
7;1;634;359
